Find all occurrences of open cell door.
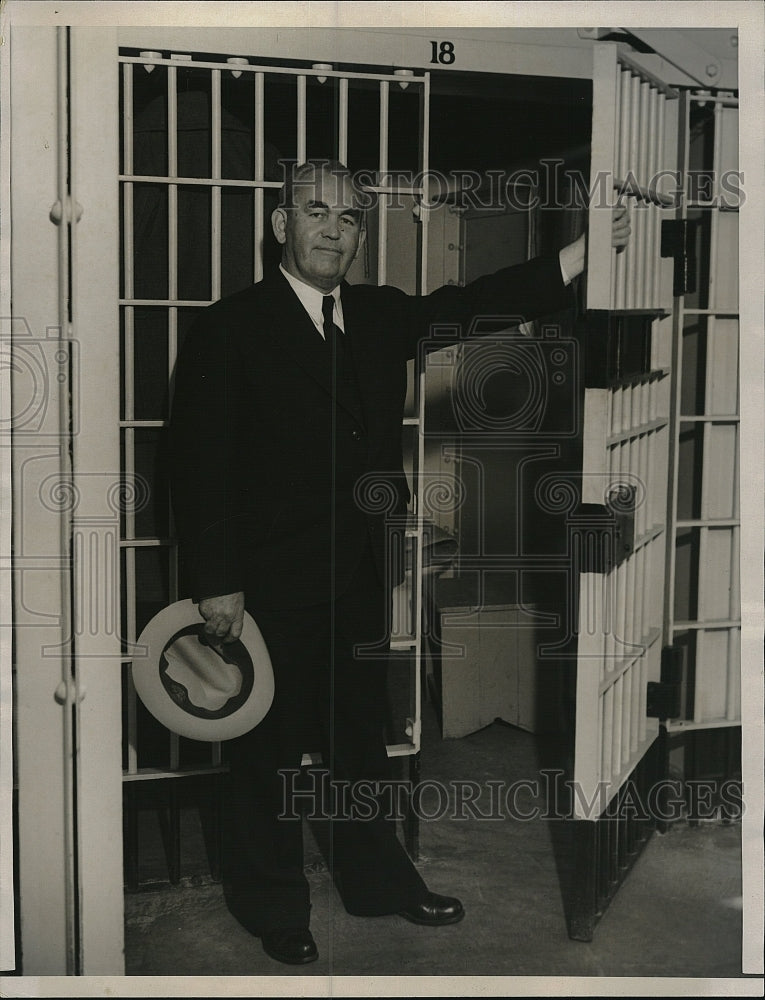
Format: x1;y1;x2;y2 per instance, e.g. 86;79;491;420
567;43;681;940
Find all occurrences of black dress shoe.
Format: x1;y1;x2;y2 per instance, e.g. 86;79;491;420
261;928;318;965
398;892;465;926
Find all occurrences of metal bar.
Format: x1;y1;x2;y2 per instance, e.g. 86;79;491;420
120;298;213;308
419;73;430;295
682;308;740;317
55;42;76;953
167;70;178;304
118;415;170;425
118;54;427;85
686;201;740;212
120;339;137;649
692;630;705;725
168;307;178;405
601;684;614;786
640;386;651;535
119;538;185;549
254;71;265;284
126;553;138;775
120;174;427;196
613;59;623;196
122;766;229;782
376;80;389;286
297;74;306;162
633;447;645;634
653;94;667;308
708;103;723;310
614;408;628;662
726;427;741;720
630;646;641;754
123;64;135;302
376;195;389;285
673;618;742;629
120;174;282;188
621;663;632;770
665;92;691;647
610;60;622;310
338;77;349;163
677;518;740;528
690;103;724;721
634;81;650;307
676;416;740;424
211;68;222;302
645;88;658;308
689;93;739;106
611;676;623;780
604;442;617;671
640;533;654;734
666;717;742;732
623;73;641;309
614;68;631;308
167;67;177;178
624;550;636;654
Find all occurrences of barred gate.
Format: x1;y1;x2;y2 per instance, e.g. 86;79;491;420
569;43;680;938
118;47;431;885
570;45;740;941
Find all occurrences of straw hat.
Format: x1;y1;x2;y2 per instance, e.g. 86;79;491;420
132;599;274;741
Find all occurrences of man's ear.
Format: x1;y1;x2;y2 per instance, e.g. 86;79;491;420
271;207;288;246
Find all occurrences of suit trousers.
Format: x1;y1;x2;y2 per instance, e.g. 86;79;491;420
221;544;428;933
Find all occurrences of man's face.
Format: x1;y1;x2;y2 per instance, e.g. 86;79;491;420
272;169;365;293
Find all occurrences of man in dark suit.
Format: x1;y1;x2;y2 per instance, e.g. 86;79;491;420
169;160;630;965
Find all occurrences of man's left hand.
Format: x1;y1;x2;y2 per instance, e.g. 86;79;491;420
612;204;631;253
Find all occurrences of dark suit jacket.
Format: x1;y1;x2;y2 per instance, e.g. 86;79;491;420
168;258;574;611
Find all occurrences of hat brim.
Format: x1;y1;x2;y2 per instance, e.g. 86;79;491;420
132;599;275;742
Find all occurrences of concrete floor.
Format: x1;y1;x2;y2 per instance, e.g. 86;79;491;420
124;705;744;980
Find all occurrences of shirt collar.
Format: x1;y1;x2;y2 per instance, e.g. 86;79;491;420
279;264;344;333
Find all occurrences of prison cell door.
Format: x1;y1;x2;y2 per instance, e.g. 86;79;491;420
568;43;681;940
115;34;432;883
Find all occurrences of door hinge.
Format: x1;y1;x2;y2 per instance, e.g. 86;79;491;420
647;645;683;719
49;197;84;226
54;679;87;706
661;219;697;297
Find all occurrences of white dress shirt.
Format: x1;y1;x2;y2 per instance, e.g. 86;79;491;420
279;264;344;339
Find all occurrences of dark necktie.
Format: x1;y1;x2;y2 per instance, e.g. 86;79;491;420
322;294;345;365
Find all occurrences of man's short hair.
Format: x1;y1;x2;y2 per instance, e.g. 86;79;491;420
278;158;360;211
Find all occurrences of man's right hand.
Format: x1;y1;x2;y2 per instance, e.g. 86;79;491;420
198;591;245;648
